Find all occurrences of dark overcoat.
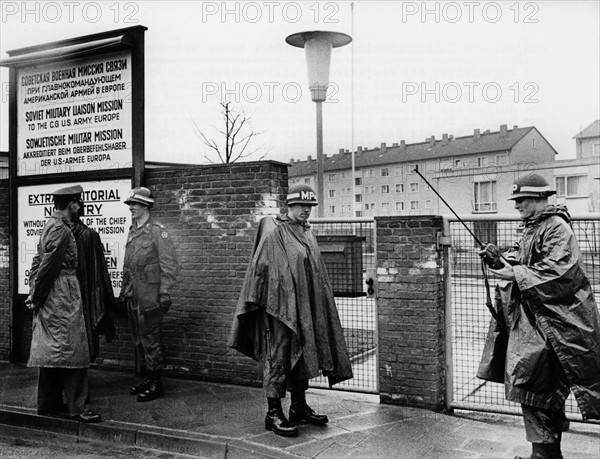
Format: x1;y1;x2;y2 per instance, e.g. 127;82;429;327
72;219;116;362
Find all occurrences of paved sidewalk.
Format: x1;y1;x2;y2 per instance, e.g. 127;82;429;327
1;363;599;458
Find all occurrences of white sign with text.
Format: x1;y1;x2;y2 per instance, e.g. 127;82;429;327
16;50;133;176
18;179;131;296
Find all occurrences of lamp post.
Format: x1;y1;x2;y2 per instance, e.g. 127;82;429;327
286;31;352;217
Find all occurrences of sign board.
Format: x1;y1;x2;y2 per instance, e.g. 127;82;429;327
16;50;133;176
17;179;131;296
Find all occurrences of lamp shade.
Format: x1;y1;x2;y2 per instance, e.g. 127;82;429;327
286;31;352;102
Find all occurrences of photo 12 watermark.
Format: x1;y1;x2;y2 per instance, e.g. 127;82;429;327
201;80;343;104
402;81;540;104
200;1;341;24
1;1;140;24
400;1;540;24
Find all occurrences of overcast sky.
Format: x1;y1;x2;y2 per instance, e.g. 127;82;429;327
1;1;599;165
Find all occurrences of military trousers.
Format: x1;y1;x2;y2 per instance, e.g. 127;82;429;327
126;297;166;371
37;367;89;417
261;312;309;398
521;403;570;444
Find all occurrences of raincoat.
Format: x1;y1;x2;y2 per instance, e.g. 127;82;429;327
72;219;116;362
28;213;90;368
229;215;353;387
478;205;600;419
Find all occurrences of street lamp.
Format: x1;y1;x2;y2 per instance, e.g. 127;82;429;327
286;31;352;217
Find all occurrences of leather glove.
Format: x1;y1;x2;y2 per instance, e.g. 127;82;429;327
159;293;172;313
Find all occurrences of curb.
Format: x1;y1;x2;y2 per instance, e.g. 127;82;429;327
0;406;304;459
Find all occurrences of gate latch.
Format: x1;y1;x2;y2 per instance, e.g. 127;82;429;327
437;231;451;251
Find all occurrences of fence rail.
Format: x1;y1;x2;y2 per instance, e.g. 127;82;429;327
447;214;600;421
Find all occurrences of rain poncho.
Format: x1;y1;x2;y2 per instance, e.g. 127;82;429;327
229;215;353;387
478;205;600;419
28;213;89;368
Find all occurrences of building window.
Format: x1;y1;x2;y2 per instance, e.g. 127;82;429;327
425;199;432;209
556;175;587;198
329;206;335;214
473;180;497;212
408;164;417;174
532;138;537;148
304;178;311;184
328;173;337;182
329;190;335;198
410;200;419;210
355;211;363;217
410;182;419;192
593;143;600;156
355;177;362;186
381;185;389;194
355;194;362;203
396;184;404;193
396;201;405;211
381;167;389;177
394;166;404;176
363;169;374;177
496;154;508;165
477;157;488;167
381;202;390;212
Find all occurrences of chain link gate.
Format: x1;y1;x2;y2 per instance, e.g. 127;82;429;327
309;218;378;394
446;215;600;420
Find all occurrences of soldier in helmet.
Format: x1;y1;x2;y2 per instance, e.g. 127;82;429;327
477;173;600;459
121;187;179;402
229;183;353;437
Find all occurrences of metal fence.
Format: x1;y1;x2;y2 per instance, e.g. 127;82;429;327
447;214;600;420
309;218;378;394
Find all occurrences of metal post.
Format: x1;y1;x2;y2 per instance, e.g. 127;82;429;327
316;101;324;218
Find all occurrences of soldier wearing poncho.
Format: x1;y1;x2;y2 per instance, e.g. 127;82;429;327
229;184;353;437
477;173;600;459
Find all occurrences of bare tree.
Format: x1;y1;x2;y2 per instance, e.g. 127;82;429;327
190;100;267;164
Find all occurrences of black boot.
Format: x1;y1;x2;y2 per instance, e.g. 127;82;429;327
265;398;298;437
137;370;164;402
289;391;328;426
129;377;152;395
532;443;563;459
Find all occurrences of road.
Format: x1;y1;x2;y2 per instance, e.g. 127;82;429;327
0;424;194;459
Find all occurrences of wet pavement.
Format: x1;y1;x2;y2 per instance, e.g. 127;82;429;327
1;363;599;458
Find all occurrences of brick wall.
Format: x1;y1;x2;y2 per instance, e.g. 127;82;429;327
375;216;447;410
95;161;287;387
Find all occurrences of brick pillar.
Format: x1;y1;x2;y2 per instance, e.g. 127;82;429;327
376;216;446;411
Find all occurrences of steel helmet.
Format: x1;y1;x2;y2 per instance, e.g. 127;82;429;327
124;187;155;207
286;183;318;206
508;173;556;200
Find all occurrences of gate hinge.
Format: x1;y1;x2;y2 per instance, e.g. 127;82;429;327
437;232;452;250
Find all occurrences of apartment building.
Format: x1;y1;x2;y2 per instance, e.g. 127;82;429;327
290;125;557;217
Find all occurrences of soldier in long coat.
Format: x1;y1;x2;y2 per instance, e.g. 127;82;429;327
478;173;600;459
229;183;353;437
26;185;101;423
